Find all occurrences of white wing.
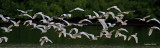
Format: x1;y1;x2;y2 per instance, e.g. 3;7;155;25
1;37;8;42
10;20;17;26
78;19;93;24
17;9;25;13
40;40;45;46
93;11;100;17
132;35;138;43
69;7;85;12
8;25;13;29
107;6;122;12
79;32;90;39
62;20;71;26
0;14;7;21
69;28;78;34
98;19;108;30
0;38;3;43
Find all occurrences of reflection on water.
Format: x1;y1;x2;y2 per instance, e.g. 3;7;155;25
0;24;160;46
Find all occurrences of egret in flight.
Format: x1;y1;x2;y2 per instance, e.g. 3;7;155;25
148;26;160;36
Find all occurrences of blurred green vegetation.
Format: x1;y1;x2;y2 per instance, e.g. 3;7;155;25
0;0;160;19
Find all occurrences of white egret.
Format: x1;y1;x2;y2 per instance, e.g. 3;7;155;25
0;37;8;43
76;32;90;39
17;9;33;14
135;15;150;21
98;19;108;30
78;19;93;24
128;33;138;43
32;12;45;19
107;6;122;12
58;28;67;38
104;12;116;20
100;30;115;38
107;23;116;27
69;7;85;12
86;15;96;19
0;14;10;22
10;20;21;27
121;20;128;25
117;33;127;40
39;36;53;46
23;20;32;25
93;11;102;18
72;23;87;27
69;28;78;34
0;25;13;33
40;19;49;24
148;26;160;36
61;14;71;18
146;18;160;24
62;19;72;26
37;28;48;33
45;16;53;21
115;17;122;23
115;28;128;38
19;14;32;18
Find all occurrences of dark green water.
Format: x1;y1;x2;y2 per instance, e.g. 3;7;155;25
0;24;160;46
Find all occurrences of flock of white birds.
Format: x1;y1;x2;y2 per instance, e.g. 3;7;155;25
0;6;160;46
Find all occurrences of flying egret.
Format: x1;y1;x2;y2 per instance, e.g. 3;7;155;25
0;25;13;33
115;17;122;23
37;28;48;33
148;26;160;36
93;11;102;18
121;20;128;25
40;19;49;24
75;32;90;39
45;15;53;21
58;28;67;38
78;19;93;24
86;15;96;19
98;19;108;30
146;18;160;24
66;33;76;39
10;20;21;27
62;19;72;26
107;23;116;27
0;14;10;22
32;12;45;19
117;33;127;40
69;7;85;12
104;12;116;20
135;15;150;21
98;11;106;16
115;28;128;38
17;9;33;14
128;33;138;43
72;23;88;27
120;10;135;14
39;36;53;46
69;28;78;34
107;6;122;12
100;30;115;38
23;20;32;25
0;37;8;43
19;14;33;18
60;14;71;18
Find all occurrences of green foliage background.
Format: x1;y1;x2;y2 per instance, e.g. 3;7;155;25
0;0;160;19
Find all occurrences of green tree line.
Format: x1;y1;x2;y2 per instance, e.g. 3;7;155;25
0;0;160;19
